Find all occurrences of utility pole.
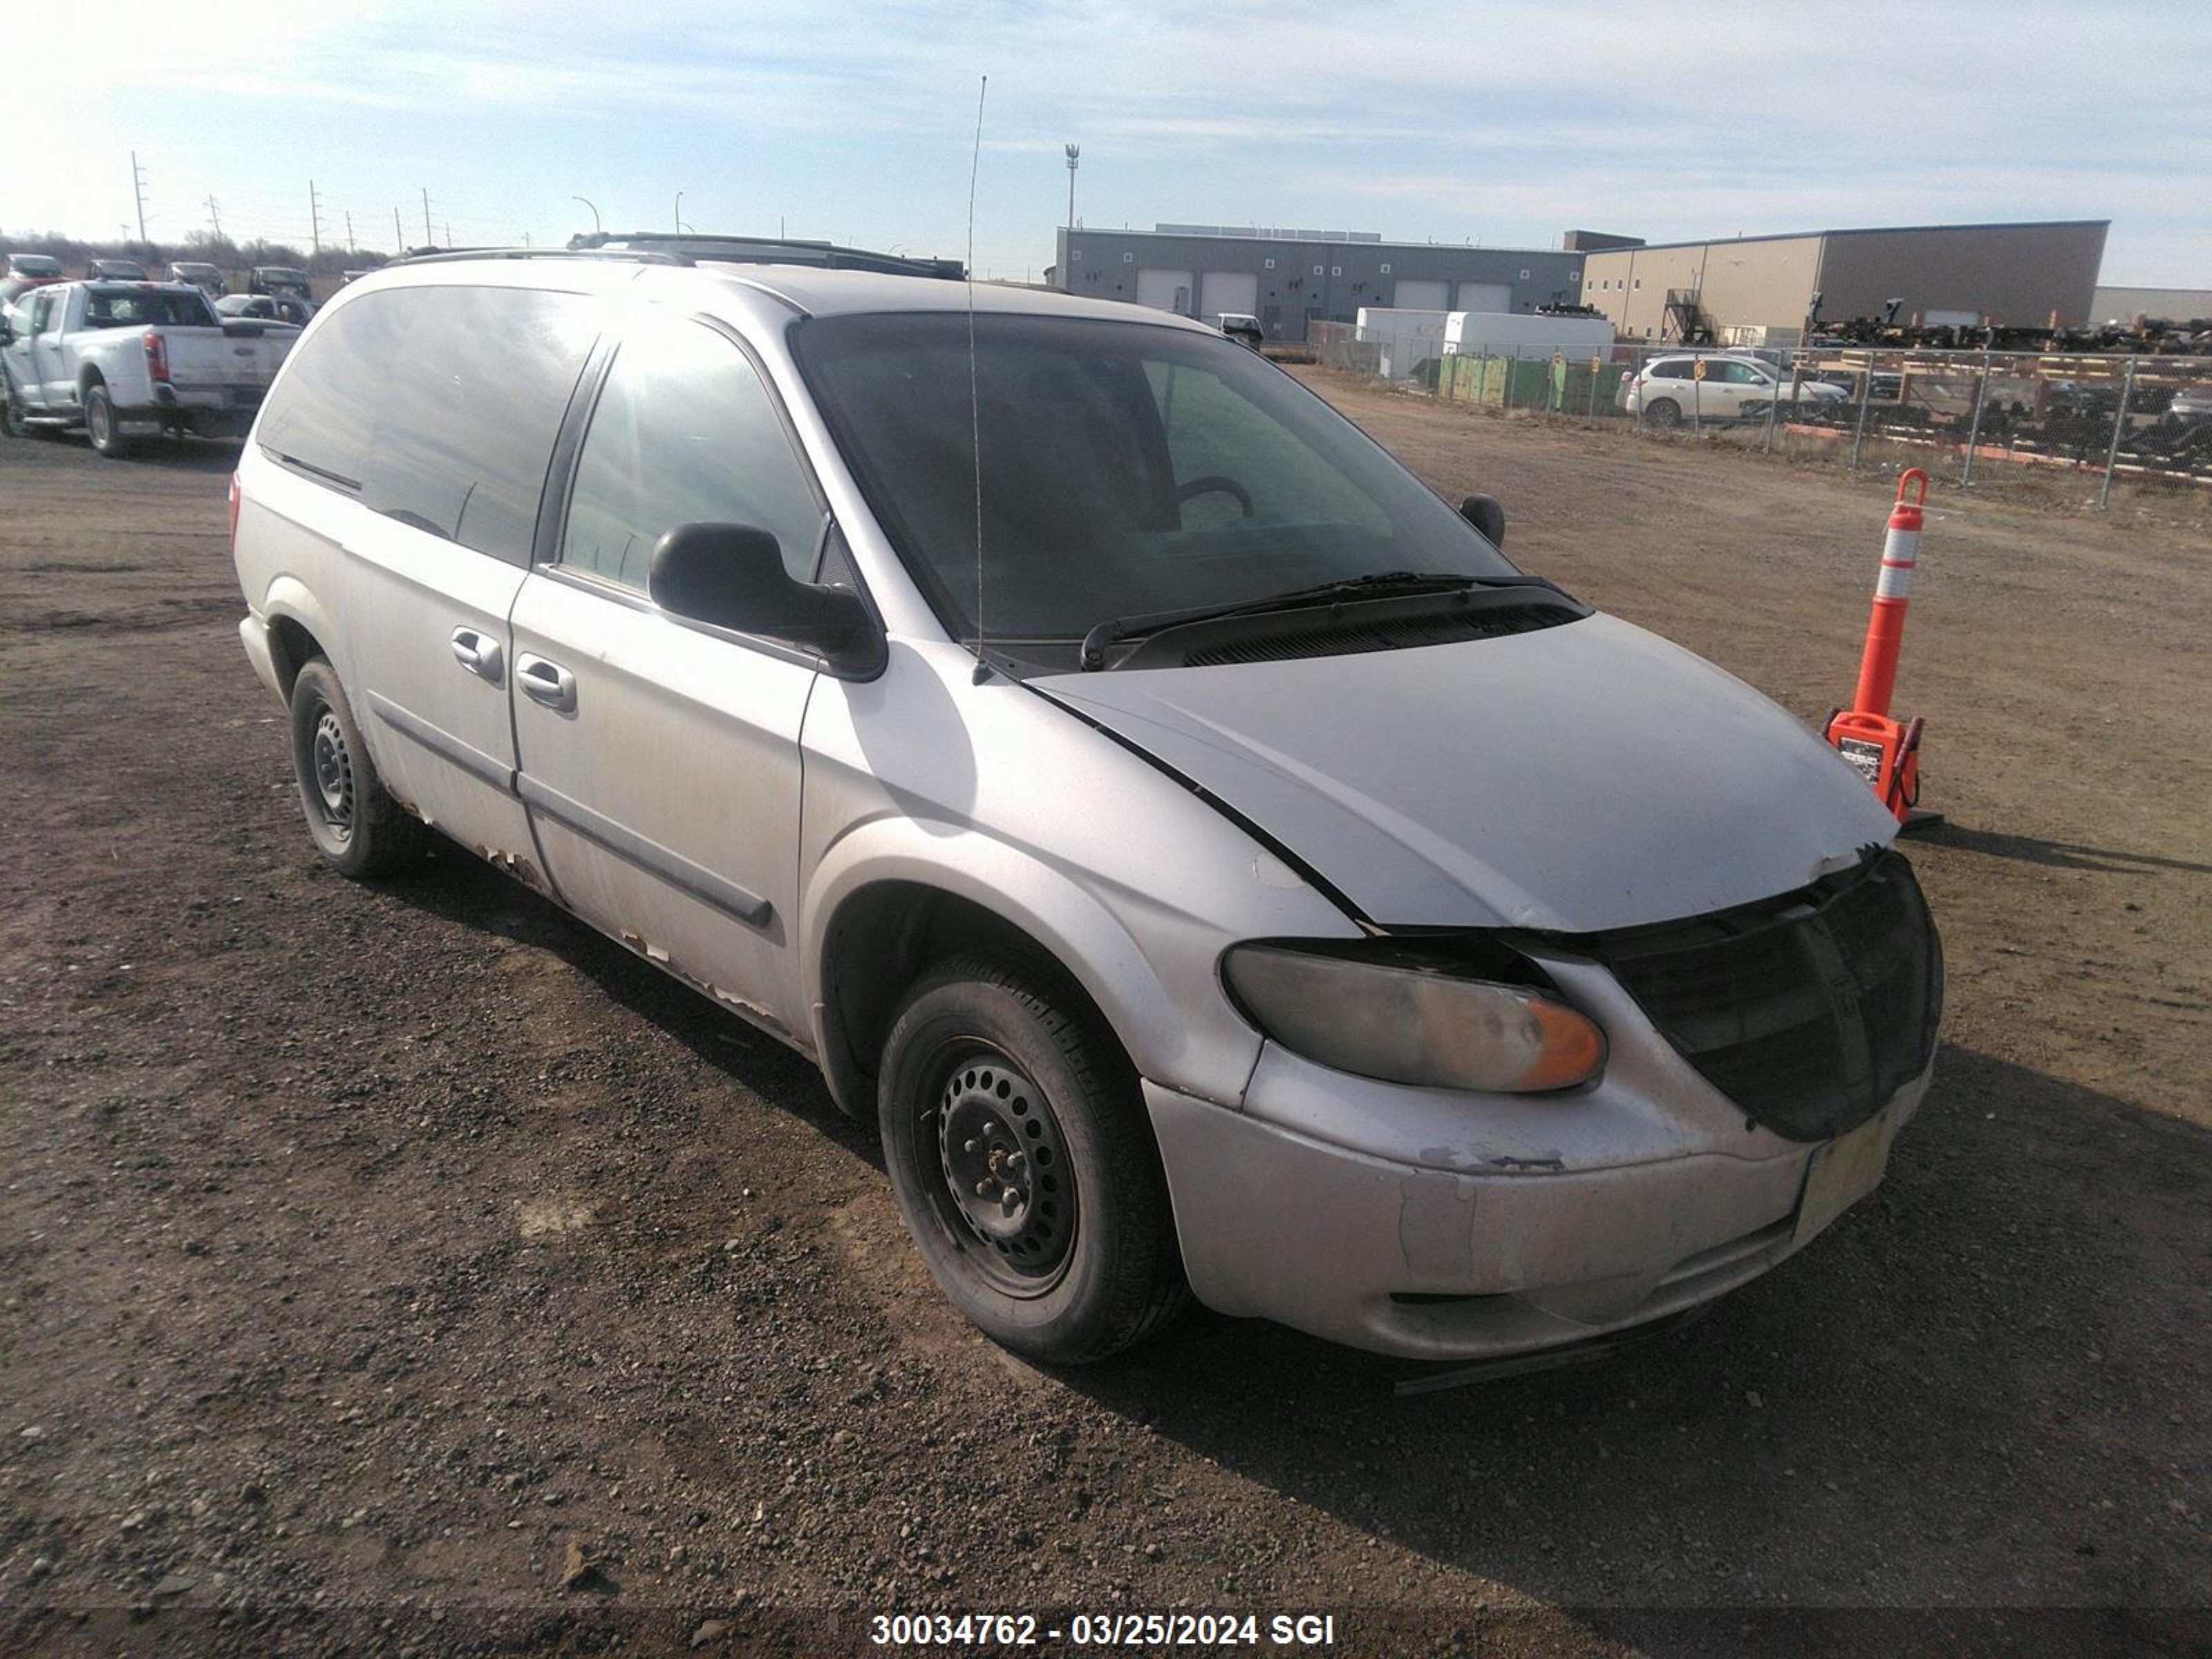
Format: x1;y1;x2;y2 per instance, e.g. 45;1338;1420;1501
444;222;452;248
394;207;405;253
345;212;355;254
205;196;223;241
308;180;324;254
421;188;433;247
130;151;150;243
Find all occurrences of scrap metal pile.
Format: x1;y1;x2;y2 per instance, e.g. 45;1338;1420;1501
1809;315;2212;356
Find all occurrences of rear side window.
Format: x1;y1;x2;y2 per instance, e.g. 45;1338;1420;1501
257;292;405;488
256;285;597;565
82;289;216;328
559;312;824;590
363;288;596;563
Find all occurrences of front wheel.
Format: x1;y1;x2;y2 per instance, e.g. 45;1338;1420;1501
1642;397;1682;429
878;953;1188;1364
1;375;28;439
288;659;429;878
83;382;135;458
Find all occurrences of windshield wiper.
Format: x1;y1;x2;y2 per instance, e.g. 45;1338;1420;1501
1080;571;1510;671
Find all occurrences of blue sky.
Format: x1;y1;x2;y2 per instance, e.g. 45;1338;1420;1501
27;0;2211;285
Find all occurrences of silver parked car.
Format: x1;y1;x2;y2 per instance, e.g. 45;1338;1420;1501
229;247;1941;1366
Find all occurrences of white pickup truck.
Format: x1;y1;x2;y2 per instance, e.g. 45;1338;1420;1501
0;280;297;457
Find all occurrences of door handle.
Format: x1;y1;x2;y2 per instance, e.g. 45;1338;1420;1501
449;626;503;685
516;653;577;713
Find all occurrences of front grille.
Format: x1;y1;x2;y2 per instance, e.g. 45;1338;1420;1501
1584;849;1942;1141
1180;603;1578;667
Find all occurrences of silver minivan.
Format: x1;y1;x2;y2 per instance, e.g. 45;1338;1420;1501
229;243;1941;1367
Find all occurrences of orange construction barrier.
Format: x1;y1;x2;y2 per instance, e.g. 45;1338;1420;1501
1824;469;1929;823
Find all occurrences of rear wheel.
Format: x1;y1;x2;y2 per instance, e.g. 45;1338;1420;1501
83;382;134;458
288;659;429;878
1;373;27;439
878;953;1188;1364
1643;397;1682;429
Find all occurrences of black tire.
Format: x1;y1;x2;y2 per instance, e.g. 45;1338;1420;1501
1;375;26;440
83;382;135;458
288;659;429;878
1642;397;1682;429
878;953;1188;1363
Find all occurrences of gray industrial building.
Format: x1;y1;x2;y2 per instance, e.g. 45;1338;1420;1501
1578;220;2110;345
1049;225;1590;342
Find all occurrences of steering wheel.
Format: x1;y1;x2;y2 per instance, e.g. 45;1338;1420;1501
1173;474;1255;519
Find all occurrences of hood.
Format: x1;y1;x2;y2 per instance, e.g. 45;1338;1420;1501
1033;612;1899;934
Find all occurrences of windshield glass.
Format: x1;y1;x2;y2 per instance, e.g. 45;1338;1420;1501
84;287;217;328
794;312;1517;647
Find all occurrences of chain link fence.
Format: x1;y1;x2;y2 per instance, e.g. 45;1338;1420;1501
1303;321;2212;513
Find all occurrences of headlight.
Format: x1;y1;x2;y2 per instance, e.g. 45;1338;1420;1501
1222;943;1605;1094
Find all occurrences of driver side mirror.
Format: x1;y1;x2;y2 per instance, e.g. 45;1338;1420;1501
648;521;879;671
1459;494;1507;547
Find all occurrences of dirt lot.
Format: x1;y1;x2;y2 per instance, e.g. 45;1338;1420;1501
2;382;2206;1658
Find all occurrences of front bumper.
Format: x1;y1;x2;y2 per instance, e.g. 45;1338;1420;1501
1146;955;1930;1361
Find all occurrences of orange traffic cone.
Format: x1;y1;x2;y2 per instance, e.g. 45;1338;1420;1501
1824;469;1936;827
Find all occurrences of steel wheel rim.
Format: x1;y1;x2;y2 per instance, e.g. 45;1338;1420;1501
309;705;355;842
924;1044;1076;1296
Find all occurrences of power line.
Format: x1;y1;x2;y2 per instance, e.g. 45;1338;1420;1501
130;151;150;243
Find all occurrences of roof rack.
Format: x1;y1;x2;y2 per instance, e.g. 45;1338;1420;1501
388;245;687;268
567;232;964;280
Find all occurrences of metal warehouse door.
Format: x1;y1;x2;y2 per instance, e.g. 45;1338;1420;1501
1455;281;1511;312
1201;272;1259;318
1136;268;1196;315
1394;279;1449;310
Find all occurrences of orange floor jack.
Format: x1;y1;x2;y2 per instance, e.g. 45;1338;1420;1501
1824;469;1942;832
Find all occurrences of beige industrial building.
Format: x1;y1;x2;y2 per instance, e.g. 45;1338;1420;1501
2091;284;2212;323
1579;220;2109;344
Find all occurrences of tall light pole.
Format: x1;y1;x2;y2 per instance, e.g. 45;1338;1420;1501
674;191;683;235
572;196;601;234
1064;143;1080;234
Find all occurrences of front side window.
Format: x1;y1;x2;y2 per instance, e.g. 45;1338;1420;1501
793;312;1518;655
561;312;825;592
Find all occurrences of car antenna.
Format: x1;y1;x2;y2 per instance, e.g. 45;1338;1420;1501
966;73;993;686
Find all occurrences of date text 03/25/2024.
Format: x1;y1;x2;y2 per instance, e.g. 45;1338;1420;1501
870;1612;1338;1647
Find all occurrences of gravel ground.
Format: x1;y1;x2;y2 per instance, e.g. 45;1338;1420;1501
1;386;2206;1658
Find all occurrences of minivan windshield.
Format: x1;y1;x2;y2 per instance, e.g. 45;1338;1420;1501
794;312;1518;650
